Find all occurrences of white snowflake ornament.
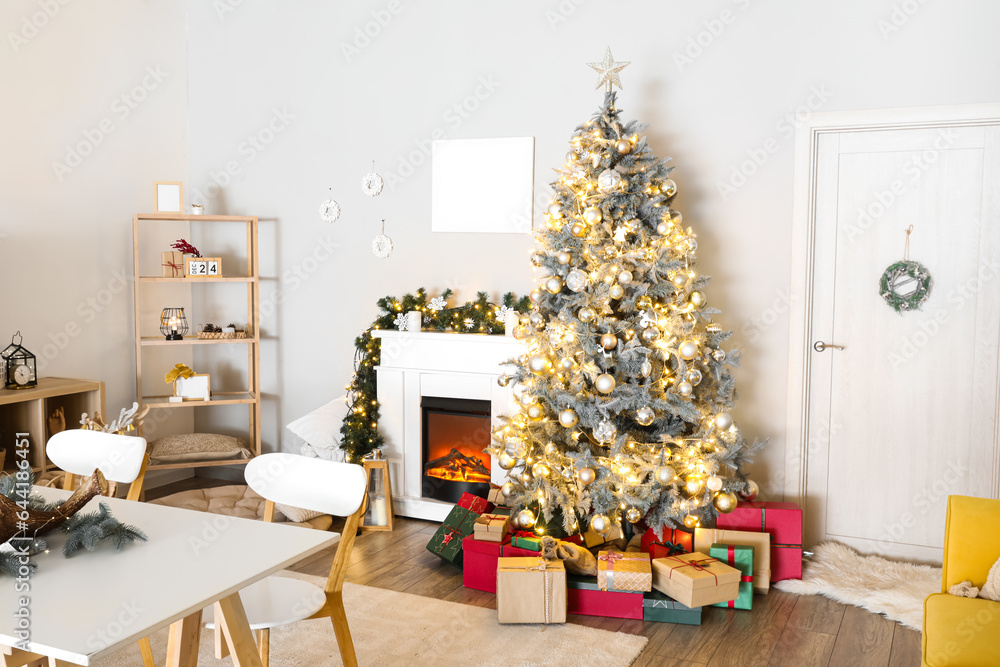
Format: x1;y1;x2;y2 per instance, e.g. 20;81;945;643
429;296;447;312
393;313;408;331
496;305;514;321
464;318;475;330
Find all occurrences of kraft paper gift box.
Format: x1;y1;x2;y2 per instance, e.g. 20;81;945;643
709;543;755;610
641;527;694;559
582;521;624;549
496;557;567;624
651;552;741;608
161;251;184;278
462;534;509;593
473;513;510;543
487;484;508;509
426;504;480;565
643;590;703;625
567;575;644;620
597;550;653;593
695;527;771;593
716;501;803;581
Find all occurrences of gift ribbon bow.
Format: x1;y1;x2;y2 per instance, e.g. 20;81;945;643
663;555;720;586
724;545;753;608
162;258;183;274
651;539;687;556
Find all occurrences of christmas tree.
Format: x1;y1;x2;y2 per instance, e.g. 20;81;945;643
490;51;764;539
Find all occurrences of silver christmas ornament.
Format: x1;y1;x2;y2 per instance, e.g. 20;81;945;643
714;412;734;430
566;269;589;292
583;206;603;225
656;222;669;235
609;284;625;299
741;479;760;501
595;373;616;394
558;356;575;371
518;392;535;407
706;322;723;335
678;340;699;360
662;179;677;197
593;419;617;443
618;270;633;285
686;369;703;386
597;169;622;191
712;348;727;362
528;312;545;329
558;408;578;428
707;476;724;492
677;381;693;397
655;466;677;485
640;360;653;377
635;406;655;426
640;326;660;343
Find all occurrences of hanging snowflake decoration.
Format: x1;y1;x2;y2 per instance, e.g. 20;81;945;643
362;171;384;197
393;313;409;331
319;198;341;223
429;296;447;312
463;318;475;330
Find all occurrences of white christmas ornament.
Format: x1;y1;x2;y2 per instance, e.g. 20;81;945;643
430;296;448;312
566;269;589;292
319;196;341;223
594;419;617;443
371;219;393;259
597;169;622;191
362;162;384;196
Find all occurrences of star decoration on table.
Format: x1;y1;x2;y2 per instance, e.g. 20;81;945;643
588;46;630;91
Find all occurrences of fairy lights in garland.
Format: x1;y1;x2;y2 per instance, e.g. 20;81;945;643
338;288;530;462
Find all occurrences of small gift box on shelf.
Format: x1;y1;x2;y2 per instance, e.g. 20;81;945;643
716;501;803;582
426;504;481;565
567;575;644;620
651;553;741;608
457;491;492;515
161;251;184;278
641;527;694;559
695;527;771;593
473;513;510;543
597;550;652;592
709;543;755;610
496;557;566;624
462;534;510;593
643;590;703;625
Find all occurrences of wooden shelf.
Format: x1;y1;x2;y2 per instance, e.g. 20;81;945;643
0;377;102;407
139;337;257;346
143;392;257;408
139;276;254;283
147;457;254;471
135;213;256;222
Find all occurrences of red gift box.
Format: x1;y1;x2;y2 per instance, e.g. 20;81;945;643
568;575;644;620
716;501;803;581
462;534;509;593
640;527;694;559
458;492;492;515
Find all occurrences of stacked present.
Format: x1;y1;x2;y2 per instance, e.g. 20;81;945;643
709;543;754;609
641;527;694;559
496;557;566;624
643;590;702;625
716;501;803;582
597;550;652;593
426;492;493;565
651;552;742;608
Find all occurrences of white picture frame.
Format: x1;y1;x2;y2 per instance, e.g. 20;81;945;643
154;181;183;213
174;374;211;401
431;137;535;233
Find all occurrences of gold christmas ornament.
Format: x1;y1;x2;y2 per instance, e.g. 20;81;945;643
741;479;759;501
512;325;526;340
548;203;563;219
609;284;625;299
528;312;545;329
683;514;700;529
684;476;705;497
640;326;660;343
518;392;535;407
559;408;579;428
595;373;616;394
590;513;612;535
670;210;683;226
528;354;552;375
656;222;670;236
501;482;516;498
714;412;734;430
529;289;542;303
600;332;618;350
571;222;587;238
714;491;738;513
671;272;688;288
618;270;633;285
497;452;516;470
636;295;652;309
662;179;677;197
616;139;632;155
635;406;655;426
497;374;512;387
578;307;596;323
558;356;575;371
556;250;571;265
689;291;706;308
678;340;699;360
545;276;563;294
654;465;676;485
706;476;724;492
578;466;596;485
530;252;545;267
677;381;693;397
516;509;536;529
526;404;545;421
532;462;550;477
583;206;603;225
625;507;643;524
712;348;727;362
543;442;559;457
706;322;722;335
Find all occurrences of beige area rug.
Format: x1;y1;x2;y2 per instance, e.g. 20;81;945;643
775;542;940;631
95;573;647;666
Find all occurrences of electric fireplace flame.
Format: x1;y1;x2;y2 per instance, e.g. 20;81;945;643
424;447;490;483
421;397;492;504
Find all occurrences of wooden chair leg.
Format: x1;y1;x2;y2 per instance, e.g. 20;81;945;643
328;592;357;667
257;628;269;667
165;609;202;667
137;636;155;666
213;619;230;660
215;593;263;667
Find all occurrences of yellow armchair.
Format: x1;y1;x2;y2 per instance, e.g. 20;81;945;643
922;495;1000;666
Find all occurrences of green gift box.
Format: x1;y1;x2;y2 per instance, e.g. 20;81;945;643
709;543;754;610
426;505;480;565
643;590;703;625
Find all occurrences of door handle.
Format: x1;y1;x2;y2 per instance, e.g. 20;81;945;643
813;341;845;352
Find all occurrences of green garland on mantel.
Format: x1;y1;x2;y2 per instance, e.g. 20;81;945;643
339;288;531;462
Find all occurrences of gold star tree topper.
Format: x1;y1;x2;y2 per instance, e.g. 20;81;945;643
588;47;630;91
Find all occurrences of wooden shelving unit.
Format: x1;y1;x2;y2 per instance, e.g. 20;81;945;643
0;377;105;473
132;213;260;470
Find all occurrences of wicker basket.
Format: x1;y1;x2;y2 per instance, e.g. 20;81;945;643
197;330;248;340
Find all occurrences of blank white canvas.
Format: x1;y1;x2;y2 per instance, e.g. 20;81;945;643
431;137;534;233
156;183;181;212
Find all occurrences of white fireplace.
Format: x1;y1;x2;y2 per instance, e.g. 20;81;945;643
371;330;524;522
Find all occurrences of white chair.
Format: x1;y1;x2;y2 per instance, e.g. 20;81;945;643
206;453;368;667
45;429;154;667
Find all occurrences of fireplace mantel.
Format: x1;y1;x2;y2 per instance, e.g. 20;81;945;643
372;330;524;521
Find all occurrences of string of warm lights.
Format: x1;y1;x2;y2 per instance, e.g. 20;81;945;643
488;92;764;540
338;288;530;462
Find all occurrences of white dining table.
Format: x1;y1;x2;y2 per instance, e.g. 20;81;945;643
0;486;339;666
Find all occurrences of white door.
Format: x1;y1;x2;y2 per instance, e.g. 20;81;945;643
786;106;1000;563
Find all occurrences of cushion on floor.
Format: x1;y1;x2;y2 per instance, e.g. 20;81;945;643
150;485;332;530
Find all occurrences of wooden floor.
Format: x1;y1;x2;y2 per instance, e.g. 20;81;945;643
149;479;923;667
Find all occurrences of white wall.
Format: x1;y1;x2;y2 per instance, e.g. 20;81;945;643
0;1;189;443
5;1;999;498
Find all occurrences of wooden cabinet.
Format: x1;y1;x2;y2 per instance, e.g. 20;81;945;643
0;377;104;473
132;213;260;470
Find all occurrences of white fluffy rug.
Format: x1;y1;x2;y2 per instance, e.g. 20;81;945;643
94;573;647;666
775;542;940;631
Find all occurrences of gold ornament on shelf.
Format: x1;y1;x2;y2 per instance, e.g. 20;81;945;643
714;491;738;513
559;408;579;428
635;406;655;426
600;333;618;350
654;466;676;486
595;373;616;394
578;466;596;485
625;507;643;524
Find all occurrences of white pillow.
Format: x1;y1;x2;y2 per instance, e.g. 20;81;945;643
274;503;325;523
286;395;349;457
